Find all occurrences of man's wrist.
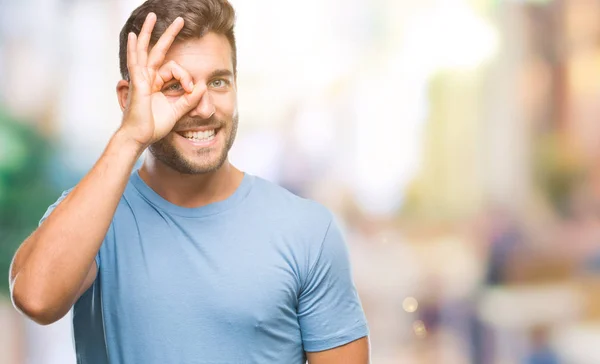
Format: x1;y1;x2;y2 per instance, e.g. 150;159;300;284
111;128;148;159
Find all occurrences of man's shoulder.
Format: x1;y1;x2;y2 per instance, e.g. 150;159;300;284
248;177;335;246
251;176;333;222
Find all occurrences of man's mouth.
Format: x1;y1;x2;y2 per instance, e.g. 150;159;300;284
177;129;217;142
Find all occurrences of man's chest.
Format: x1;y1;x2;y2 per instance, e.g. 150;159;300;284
99;213;303;335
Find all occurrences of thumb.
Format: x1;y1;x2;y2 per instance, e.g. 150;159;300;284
171;83;205;119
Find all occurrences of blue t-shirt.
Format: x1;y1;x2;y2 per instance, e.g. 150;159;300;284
41;171;368;363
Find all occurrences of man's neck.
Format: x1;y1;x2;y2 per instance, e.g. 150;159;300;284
138;158;244;208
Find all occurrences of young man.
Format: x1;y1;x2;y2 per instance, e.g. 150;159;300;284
9;0;369;362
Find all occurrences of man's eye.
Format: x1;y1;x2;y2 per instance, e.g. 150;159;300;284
210;79;228;88
164;83;183;92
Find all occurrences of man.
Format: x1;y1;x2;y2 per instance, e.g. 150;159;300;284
9;0;369;362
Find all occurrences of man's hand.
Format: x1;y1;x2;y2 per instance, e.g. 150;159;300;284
120;12;204;147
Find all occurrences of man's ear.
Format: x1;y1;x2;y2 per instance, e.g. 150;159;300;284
116;80;130;112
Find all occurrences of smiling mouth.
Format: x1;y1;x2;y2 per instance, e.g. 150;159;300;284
177;129;217;142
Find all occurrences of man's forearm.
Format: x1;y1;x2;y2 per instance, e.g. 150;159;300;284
10;129;145;324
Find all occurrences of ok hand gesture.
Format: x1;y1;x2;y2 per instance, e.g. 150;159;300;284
120;13;204;147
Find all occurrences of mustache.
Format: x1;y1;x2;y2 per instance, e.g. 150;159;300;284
174;116;224;131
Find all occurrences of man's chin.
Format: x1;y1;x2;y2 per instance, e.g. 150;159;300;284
149;137;230;174
168;154;228;175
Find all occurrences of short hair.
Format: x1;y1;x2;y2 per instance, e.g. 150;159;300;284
118;0;237;81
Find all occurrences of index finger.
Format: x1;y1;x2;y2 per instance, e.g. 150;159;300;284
147;17;184;69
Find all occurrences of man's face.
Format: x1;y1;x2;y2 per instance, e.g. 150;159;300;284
149;33;238;174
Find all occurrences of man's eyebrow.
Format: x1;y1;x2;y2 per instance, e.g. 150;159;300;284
208;69;234;79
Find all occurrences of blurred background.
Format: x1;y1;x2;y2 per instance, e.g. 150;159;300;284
2;0;600;362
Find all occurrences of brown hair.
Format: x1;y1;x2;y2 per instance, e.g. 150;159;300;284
119;0;237;81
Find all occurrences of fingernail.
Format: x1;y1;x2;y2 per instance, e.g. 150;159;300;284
189;82;194;90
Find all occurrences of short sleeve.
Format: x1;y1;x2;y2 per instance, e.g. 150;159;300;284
40;189;101;269
298;218;369;352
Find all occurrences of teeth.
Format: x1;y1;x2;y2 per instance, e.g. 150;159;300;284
182;130;215;141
